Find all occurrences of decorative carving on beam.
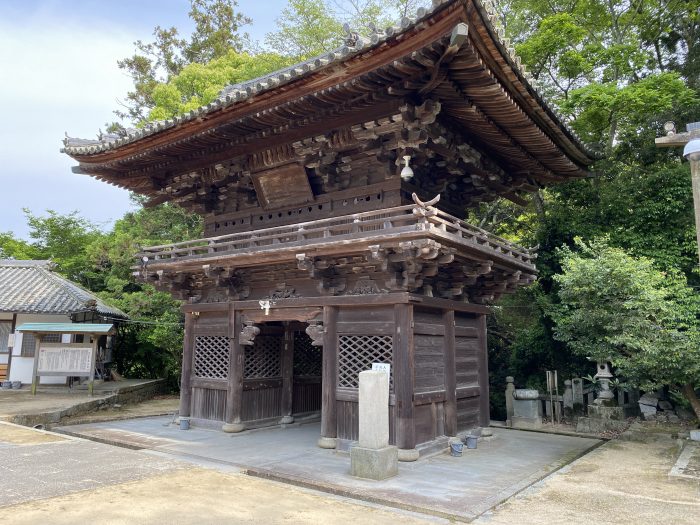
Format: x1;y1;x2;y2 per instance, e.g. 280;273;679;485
412;192;440;217
305;320;324;346
240;320;260;346
347;277;385;295
268;285;300;300
418;23;469;96
463;260;493;277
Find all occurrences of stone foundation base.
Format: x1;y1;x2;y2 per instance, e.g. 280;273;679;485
317;436;337;449
576;405;628;433
279;415;294;425
397;448;420;462
221;422;246;433
350;445;398;480
512;416;543;430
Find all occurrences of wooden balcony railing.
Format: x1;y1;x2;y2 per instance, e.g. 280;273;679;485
136;203;536;267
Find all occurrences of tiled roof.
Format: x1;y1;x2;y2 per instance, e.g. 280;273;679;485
61;0;594;159
0;260;127;318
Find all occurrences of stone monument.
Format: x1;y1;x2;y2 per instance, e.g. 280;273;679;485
512;388;542;429
350;370;398;480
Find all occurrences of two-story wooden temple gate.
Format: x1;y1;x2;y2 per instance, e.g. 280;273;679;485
180;296;489;454
63;0;595;460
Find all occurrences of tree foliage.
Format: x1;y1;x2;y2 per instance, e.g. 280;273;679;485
147;50;293;121
116;0;251;122
549;239;700;417
266;0;344;59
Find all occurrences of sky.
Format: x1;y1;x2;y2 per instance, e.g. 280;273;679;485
0;0;287;240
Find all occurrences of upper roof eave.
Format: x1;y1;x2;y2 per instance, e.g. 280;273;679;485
62;0;596;167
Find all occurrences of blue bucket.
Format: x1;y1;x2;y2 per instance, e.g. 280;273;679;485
450;442;464;456
465;435;478;449
179;418;190;430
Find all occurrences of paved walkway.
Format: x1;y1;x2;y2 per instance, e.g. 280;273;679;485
56;417;599;520
0;422;444;525
0;379;165;427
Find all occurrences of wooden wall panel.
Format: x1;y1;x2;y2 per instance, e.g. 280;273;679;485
337;305;394;335
241;386;283;421
414;403;436;445
191;387;227;421
336;400;396;444
413;334;445;393
456;396;480;431
193;311;228;335
292;381;321;414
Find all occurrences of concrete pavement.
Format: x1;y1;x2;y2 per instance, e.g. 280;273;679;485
56;417;599;521
0;422;444;525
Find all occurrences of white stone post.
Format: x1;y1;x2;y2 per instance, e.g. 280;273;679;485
350;370;398;480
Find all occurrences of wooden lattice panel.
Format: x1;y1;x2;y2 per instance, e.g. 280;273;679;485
244;335;282;379
193;335;229;380
293;332;322;377
338;335;393;389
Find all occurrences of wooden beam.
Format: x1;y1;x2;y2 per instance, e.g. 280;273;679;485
318;306;338;448
443;309;457;437
223;304;245;432
394;303;416;452
179;312;195;418
476;313;490;427
280;323;295;423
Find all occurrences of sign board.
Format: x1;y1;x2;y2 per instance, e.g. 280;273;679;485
372;362;391;386
7;333;14;348
37;345;92;375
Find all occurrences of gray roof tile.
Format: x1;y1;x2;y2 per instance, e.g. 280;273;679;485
61;0;593;158
0;260;127;318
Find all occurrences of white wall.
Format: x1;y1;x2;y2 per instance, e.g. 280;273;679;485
8;313;73;385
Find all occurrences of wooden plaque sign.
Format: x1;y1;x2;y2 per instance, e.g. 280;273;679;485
251;163;314;210
37;345;92;375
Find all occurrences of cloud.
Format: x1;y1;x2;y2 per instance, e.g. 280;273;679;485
0;4;139;238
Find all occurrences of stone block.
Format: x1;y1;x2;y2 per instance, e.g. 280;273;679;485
640;403;657;418
588;405;624;421
358;370;389;449
512;396;542;429
638;393;659;407
690;430;700;441
658;400;673;411
350;445;398;480
512;416;543;430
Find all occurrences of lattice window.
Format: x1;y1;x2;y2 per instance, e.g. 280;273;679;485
193;336;229;380
244;335;282;379
338;335;393;390
293;332;322;377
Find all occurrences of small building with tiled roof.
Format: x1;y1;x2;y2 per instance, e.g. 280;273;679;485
0;260;126;385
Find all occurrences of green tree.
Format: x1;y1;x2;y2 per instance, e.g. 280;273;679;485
266;0;344;59
116;0;251;123
20;209;103;285
147;50;292;121
549;239;700;418
0;232;38;260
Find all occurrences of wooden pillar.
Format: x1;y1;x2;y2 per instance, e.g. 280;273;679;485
179;311;195;418
30;334;42;396
395;303;418;461
443;309;457;437
280;323;295;424
477;314;490;427
318;306;337;449
88;335;98;396
223;304;245;432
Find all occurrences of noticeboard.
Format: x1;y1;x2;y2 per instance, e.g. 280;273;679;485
37;345;93;376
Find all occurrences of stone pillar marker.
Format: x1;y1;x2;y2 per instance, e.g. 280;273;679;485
350;370;398;480
505;376;515;428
